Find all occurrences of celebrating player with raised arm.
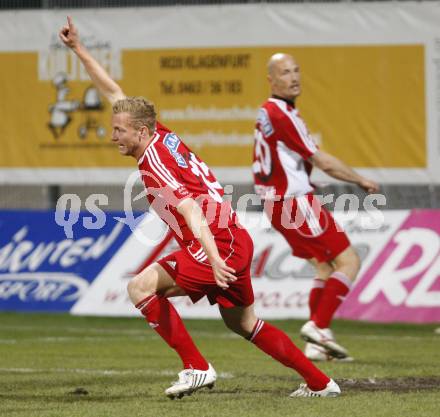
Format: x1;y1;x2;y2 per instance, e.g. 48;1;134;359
253;53;380;362
60;17;340;398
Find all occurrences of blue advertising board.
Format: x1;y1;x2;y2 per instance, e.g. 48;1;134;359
0;210;133;312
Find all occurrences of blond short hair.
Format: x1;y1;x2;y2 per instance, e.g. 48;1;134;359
112;96;156;133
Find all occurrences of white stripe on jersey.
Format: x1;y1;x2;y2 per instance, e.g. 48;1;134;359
222;224;235;263
297;196;319;231
143;134;182;190
189;247;208;263
146;143;184;190
193;247;204;257
138;133;160;165
193;247;206;260
150;143;183;189
297;196;323;236
276;141;314;198
271;99;317;154
297;196;321;235
194;252;208;262
145;149;179;190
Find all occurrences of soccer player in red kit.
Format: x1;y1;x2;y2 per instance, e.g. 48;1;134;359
60;19;341;398
253;53;380;361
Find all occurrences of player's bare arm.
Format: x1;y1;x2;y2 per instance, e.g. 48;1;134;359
177;198;237;289
310;150;379;193
59;16;125;104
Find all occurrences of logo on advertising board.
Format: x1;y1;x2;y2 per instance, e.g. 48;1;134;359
337;210;440;323
0;211;131;312
47;73;106;140
39;35;122;145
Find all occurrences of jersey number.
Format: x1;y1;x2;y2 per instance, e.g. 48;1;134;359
254;129;272;178
189;153;223;203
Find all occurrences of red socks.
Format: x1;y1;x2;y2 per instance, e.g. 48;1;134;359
136;295;209;371
313;272;351;329
249;319;329;391
308;278;325;322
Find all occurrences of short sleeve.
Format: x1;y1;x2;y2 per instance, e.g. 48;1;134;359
269;106;317;160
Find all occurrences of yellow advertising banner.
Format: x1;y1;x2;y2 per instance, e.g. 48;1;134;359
0;44;425;169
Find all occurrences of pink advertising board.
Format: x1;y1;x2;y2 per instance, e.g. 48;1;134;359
337;210;440;323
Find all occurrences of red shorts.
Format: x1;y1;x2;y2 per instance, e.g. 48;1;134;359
157;226;255;308
266;194;350;263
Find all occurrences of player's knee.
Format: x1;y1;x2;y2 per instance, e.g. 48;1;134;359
316;262;334;279
127;268;158;303
352;250;361;275
346;247;361;277
223;318;255;339
240;322;255;338
334;246;361;280
234;325;253;339
126;278;138;301
221;319;242;338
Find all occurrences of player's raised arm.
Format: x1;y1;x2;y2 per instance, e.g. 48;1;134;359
59;16;125;104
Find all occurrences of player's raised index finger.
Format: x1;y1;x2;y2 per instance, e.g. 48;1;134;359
67;16;73;28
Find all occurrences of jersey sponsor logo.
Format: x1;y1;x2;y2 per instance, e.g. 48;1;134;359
164;133;180;153
257;108;274;137
174;153;188;168
164;133;188;168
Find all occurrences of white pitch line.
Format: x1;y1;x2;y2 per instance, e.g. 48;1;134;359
0;325;150;335
1;324;436;341
0;329;240;341
0;339;17;344
0;325;240;338
350;334;439;341
0;336;154;344
0;367;234;379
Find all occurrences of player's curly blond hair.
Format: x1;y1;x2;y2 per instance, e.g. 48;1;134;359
112;96;157;134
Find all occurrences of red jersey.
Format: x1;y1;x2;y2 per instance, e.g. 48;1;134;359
138;122;237;263
253;97;318;200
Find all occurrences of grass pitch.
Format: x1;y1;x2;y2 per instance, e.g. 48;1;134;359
0;313;439;417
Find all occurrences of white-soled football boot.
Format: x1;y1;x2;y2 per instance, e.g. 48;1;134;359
290;379;341;398
300;321;349;360
305;342;354;362
165;363;217;399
